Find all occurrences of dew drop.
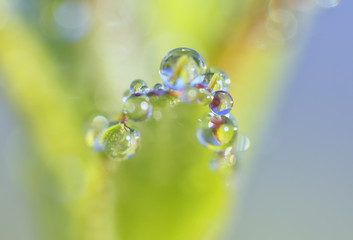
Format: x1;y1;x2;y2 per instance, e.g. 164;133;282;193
159;48;206;90
147;83;166;98
203;67;230;92
153;83;165;91
130;79;148;94
123;95;152;122
209;91;233;115
101;122;140;161
196;113;238;151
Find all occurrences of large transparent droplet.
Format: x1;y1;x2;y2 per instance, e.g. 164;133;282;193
159;48;206;90
101;122;140;160
85;115;109;151
123;95;152;122
130;79;148;94
196;113;238;151
203;67;230;92
209;91;233;115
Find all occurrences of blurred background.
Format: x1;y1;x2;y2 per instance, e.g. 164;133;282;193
228;1;353;239
0;0;352;240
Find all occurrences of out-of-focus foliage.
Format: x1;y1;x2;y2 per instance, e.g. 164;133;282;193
0;0;314;239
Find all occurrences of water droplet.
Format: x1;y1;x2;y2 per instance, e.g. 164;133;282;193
86;115;109;151
203;67;230;92
130;79;148;94
123;95;152;122
160;48;206;90
197;88;214;105
147;83;166;97
196;113;238;151
235;135;250;152
153;83;164;91
101;122;140;160
209;91;233;115
180;86;198;103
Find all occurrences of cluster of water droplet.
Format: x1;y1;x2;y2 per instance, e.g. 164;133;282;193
86;48;249;168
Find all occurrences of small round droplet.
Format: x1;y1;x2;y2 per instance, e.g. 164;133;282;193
180;86;198;103
148;83;166;96
203;67;230;92
160;48;206;90
130;79;148;94
153;83;164;91
197;88;213;105
101;122;140;160
196;113;238;151
85;115;109;151
209;91;233;115
123;95;152;122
